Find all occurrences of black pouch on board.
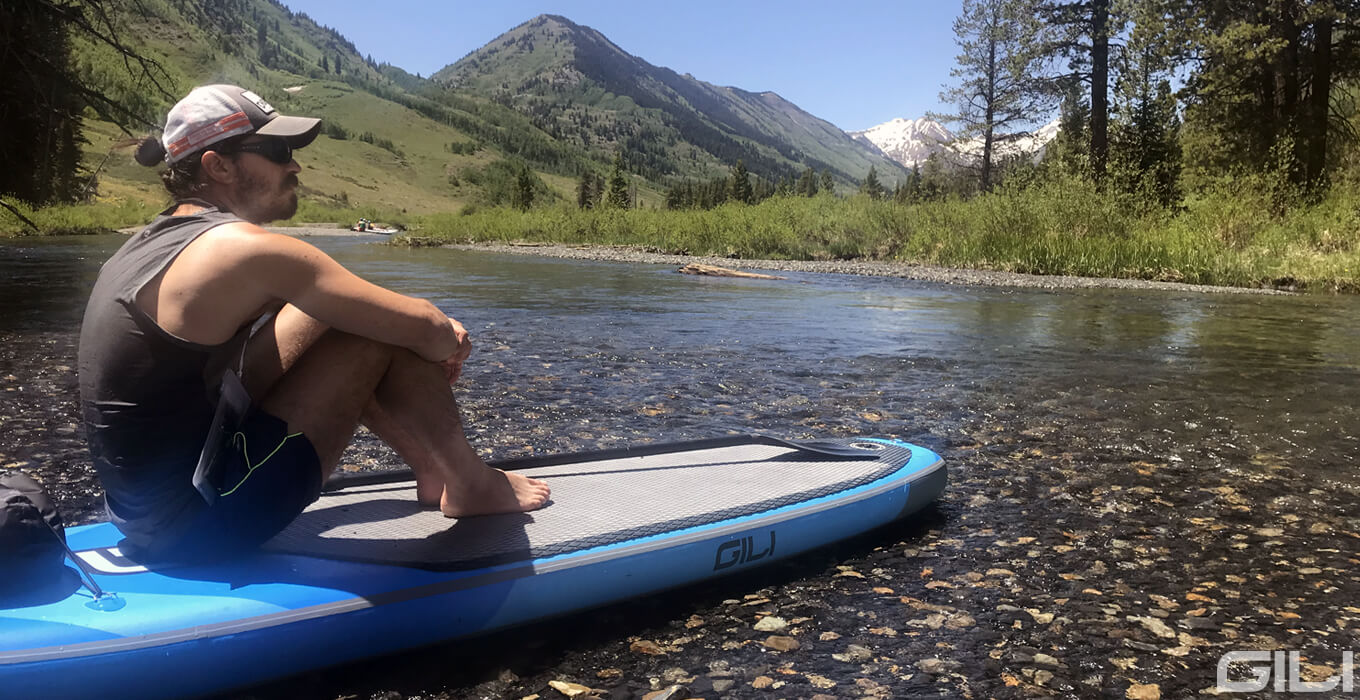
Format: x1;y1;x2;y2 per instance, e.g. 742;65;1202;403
0;472;67;597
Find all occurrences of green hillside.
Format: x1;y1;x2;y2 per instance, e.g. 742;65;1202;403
69;1;652;217
53;2;905;227
433;15;909;187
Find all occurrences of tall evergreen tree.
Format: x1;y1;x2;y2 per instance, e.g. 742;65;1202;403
819;169;835;195
1036;0;1123;181
796;166;819;197
606;156;631;209
576;171;595;209
860;166;887;199
1108;8;1182;205
512;166;535;211
1169;0;1358;189
1047;77;1090;173
729;159;754;204
1;0;170;212
939;0;1051;192
593;172;606;208
664;180;687;209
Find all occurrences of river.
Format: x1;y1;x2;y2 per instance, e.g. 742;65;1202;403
2;232;1357;698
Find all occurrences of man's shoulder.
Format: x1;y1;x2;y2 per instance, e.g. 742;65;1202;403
197;221;312;257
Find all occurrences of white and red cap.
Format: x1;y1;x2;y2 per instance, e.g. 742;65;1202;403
161;84;320;163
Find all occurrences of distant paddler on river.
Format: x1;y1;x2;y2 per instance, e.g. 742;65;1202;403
352;217;399;234
78;83;549;562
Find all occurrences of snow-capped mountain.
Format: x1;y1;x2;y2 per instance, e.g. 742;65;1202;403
962;118;1062;163
851;117;1062;169
848;118;954;168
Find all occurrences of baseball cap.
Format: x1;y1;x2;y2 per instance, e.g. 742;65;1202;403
159;84;321;164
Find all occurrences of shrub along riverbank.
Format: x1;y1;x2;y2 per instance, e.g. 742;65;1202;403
5;172;1358;292
407;173;1360;292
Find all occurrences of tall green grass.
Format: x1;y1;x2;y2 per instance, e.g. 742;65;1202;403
401;172;1360;291
0;198;412;236
0;198;159;236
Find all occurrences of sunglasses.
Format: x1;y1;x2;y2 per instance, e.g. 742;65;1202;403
225;138;293;164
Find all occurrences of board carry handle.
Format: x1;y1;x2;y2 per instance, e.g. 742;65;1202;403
748;434;888;459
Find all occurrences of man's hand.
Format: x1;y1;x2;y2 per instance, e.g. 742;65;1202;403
439;317;471;384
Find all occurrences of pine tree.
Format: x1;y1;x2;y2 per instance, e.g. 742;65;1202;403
607;156;631;209
1168;0;1355;190
907;167;924;201
1048;77;1090;174
577;171;594;209
859;166;886;199
1035;0;1122;182
513;166;535;211
938;0;1049;191
819;170;835;196
665;181;687;209
2;0;171;208
796;166;818;197
1107;15;1181;207
729;160;754;204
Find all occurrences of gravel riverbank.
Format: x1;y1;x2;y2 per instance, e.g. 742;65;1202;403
432;240;1289;295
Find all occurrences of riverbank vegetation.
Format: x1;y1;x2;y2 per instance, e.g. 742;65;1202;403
402;168;1360;292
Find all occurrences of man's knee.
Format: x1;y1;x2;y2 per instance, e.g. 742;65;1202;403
318;328;395;359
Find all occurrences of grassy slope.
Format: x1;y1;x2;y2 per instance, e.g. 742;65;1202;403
2;0;584;231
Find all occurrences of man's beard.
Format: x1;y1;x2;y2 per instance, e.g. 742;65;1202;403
239;170;298;223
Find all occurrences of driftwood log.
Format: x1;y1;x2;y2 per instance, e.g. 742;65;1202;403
677;263;785;280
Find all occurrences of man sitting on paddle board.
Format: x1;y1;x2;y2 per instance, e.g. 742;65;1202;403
78;84;549;561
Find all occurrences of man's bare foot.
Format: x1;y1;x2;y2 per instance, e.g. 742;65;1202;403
441;466;551;517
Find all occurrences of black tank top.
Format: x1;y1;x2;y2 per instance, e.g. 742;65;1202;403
78;202;253;547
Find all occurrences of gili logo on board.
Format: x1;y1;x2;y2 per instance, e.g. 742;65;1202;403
1216;650;1355;693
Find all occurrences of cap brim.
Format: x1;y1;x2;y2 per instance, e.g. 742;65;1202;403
255;115;322;149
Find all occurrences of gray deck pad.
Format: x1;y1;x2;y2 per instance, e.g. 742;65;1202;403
263;441;912;570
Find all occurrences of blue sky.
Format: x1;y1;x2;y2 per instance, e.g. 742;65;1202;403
279;0;965;132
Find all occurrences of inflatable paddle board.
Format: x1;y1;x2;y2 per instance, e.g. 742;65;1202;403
0;435;944;699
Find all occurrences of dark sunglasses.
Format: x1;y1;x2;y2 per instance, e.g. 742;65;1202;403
225;138;293;164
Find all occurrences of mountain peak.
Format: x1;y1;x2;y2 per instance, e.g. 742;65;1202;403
851;116;1062;169
430;15;907;184
849;118;954;168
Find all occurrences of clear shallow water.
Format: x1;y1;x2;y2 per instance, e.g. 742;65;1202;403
2;232;1358;697
2;232;1358;489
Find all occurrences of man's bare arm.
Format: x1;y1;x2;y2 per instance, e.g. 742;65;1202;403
244;233;465;362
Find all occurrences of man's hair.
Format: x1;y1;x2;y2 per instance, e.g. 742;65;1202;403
136;134;247;199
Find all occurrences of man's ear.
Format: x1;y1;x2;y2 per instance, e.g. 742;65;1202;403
199;150;237;185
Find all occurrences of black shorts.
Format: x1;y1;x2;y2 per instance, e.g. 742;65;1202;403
148;409;322;561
